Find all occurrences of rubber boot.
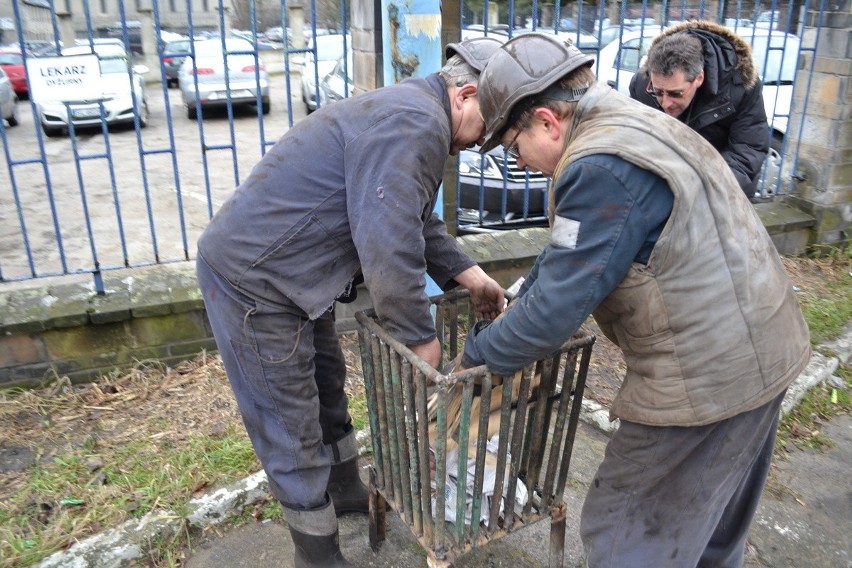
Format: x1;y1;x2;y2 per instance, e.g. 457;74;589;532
327;431;370;515
284;499;353;568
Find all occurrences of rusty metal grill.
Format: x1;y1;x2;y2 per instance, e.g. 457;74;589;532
355;289;595;567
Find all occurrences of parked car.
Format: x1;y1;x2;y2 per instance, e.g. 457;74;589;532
106;20;143;55
230;30;279;50
178;38;270;119
300;33;349;113
23;39;62;56
318;51;353;107
36;44;149;137
0;47;28;97
456;147;549;232
595;25;664;93
0;66;19;127
162;38;191;88
264;26;285;43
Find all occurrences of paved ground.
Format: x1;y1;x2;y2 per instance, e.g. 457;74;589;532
183;413;852;568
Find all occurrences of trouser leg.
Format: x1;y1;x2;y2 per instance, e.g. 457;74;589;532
315;310;369;514
580;391;786;568
196;255;331;510
313;310;353;445
698;397;782;567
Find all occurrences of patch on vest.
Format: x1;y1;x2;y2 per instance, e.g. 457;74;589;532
551;216;581;249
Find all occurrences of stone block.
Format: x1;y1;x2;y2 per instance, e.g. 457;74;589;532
169;284;205;314
87;284;132;325
128;312;210;347
1;288;50;334
42;322;134;360
0;333;48;368
813;56;852;76
829;163;852;188
0;362;59;388
130;287;173;318
41;282;96;329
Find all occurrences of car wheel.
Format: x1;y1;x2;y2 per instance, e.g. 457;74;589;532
186;101;197;120
6;99;19;127
42;123;63;137
139;99;149;128
261;98;271;115
770;132;783;153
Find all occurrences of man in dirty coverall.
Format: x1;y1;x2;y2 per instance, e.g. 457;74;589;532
196;37;505;567
461;33;810;567
629;21;770;200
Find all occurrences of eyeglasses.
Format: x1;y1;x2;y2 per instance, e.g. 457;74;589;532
504;129;522;160
645;81;686;100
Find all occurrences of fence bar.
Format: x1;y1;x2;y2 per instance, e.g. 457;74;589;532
469;372;493;547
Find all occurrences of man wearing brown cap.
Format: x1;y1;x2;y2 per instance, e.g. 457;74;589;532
463;33;809;567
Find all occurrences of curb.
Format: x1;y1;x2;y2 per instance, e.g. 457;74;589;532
35;330;850;567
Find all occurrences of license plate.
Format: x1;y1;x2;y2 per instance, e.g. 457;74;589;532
208;90;252;100
72;108;101;119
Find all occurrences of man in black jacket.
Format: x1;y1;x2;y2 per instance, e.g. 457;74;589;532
629;21;769;199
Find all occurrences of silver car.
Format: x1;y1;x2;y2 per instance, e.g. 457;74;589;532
0;66;19;128
178;38;270;119
37;44;149;137
301;34;349;113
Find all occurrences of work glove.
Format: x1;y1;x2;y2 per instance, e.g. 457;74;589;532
461;319;492;370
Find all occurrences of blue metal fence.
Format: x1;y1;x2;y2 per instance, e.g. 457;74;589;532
0;0;819;289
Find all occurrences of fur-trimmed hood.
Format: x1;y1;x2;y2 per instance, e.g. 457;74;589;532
650;20;760;90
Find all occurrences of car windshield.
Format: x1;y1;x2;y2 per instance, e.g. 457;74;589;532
313;35;346;62
99;57;129;74
194;38;253;57
167;40;190;53
743;32;799;84
0;53;23;65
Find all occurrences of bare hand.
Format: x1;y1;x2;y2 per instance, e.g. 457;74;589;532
454;265;505;320
408;338;441;370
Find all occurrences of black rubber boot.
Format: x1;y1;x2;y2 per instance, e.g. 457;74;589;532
285;499;353;568
326;430;370;515
328;456;370;514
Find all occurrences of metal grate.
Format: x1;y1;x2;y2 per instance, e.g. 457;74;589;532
355;289;595;567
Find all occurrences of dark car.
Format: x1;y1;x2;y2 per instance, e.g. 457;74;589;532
162;38;191;88
456;148;549;232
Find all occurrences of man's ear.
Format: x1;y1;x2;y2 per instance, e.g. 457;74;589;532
695;69;705;88
532;107;563;140
456;83;478;104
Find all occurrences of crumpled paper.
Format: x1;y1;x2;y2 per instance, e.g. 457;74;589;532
431;433;528;527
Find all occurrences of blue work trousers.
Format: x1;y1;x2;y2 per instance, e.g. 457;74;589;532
196;254;352;510
581;390;785;568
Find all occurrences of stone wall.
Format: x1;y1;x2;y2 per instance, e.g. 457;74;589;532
0;214;816;388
